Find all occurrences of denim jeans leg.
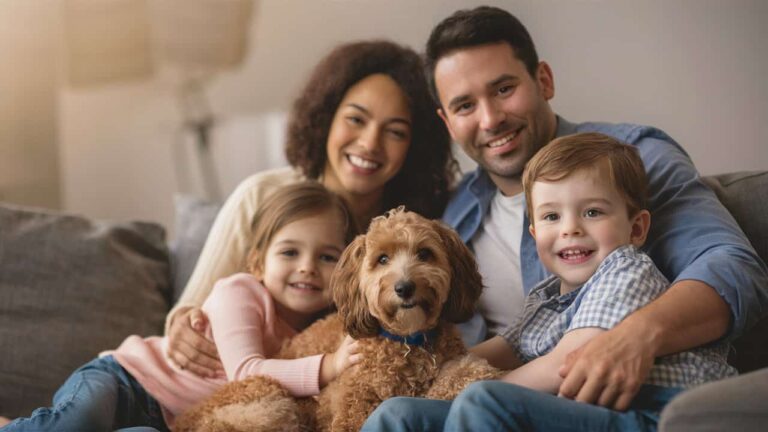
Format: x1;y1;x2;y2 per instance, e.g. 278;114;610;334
444;381;679;432
361;396;453;432
0;356;169;432
1;357;123;432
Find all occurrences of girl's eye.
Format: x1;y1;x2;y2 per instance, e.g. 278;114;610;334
542;213;559;222
585;209;603;218
416;248;433;262
320;254;339;263
280;249;298;257
377;254;389;265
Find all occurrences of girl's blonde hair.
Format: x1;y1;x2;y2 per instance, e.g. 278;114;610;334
246;181;359;274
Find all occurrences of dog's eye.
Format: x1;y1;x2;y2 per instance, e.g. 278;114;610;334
377;254;389;265
417;248;433;262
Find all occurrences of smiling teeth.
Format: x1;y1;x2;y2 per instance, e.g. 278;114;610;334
348;155;380;169
292;283;319;291
560;249;590;258
487;131;518;148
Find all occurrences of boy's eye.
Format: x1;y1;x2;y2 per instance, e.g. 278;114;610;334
377;254;389;265
585;208;603;218
542;213;559;222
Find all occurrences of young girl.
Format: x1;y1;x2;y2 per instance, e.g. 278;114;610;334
1;182;361;432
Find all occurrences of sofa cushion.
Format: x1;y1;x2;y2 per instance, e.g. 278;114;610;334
0;203;171;417
169;194;220;303
703;171;768;373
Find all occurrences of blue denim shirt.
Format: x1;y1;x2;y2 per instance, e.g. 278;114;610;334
445;116;768;345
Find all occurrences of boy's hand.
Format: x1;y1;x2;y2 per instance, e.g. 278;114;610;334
320;335;362;387
166;306;224;378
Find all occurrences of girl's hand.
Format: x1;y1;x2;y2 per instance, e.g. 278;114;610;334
320;335;362;387
166;306;224;377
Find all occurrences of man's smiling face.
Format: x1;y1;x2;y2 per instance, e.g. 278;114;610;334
434;42;557;195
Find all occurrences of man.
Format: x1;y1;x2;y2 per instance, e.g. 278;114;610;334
362;7;767;429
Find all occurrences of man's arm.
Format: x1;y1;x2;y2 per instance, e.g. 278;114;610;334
558;279;730;410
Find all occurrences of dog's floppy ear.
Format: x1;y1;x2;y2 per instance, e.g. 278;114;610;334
331;234;379;338
435;220;483;323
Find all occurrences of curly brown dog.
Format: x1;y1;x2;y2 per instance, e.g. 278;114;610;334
174;207;501;432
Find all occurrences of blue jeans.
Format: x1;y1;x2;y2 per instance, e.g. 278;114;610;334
362;381;683;432
0;356;168;432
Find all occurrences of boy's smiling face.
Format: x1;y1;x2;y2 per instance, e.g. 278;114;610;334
529;164;650;294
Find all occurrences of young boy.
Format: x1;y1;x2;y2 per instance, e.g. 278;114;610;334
362;132;736;431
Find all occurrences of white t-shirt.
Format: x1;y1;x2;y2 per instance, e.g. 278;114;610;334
470;190;526;336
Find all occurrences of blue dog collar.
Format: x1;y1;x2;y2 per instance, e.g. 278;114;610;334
379;328;439;347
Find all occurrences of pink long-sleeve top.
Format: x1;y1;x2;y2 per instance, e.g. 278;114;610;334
110;273;324;427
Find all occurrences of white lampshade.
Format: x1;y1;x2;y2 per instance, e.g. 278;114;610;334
150;0;254;82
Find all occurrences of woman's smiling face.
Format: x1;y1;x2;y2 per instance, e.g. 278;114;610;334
323;73;412;200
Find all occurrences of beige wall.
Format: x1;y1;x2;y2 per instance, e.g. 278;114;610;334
0;0;60;208
2;0;767;233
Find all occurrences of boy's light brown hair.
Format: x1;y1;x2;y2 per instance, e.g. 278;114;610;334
522;132;649;223
246;181;360;274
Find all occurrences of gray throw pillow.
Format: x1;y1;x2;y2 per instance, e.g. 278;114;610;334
169;194;220;303
0;203;171;417
703;171;768;373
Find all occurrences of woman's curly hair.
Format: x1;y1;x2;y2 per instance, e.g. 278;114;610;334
285;40;458;220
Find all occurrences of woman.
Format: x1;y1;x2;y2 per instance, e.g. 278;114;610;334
165;40;457;377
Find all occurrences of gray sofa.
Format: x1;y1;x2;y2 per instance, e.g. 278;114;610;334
0;172;766;419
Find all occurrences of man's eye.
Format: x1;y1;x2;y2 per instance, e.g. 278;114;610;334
455;102;474;114
377;254;389;265
416;248;433;262
498;85;514;95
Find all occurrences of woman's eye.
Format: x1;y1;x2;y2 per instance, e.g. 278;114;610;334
377;254;389;265
347;116;364;126
416;248;433;262
387;129;409;140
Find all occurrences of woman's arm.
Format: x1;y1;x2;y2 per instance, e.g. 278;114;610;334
165;169;304;375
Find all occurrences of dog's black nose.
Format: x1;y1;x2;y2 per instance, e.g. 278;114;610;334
394;280;415;299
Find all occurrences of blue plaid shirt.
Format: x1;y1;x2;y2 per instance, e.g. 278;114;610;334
500;245;737;388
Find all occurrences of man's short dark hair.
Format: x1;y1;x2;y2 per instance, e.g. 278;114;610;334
425;6;540;104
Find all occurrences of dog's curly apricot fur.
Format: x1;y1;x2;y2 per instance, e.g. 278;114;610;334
174;208;501;432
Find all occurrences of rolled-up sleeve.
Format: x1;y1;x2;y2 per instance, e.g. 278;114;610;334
638;135;768;338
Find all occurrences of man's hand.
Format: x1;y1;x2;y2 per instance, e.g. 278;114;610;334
557;324;655;411
166;306;223;378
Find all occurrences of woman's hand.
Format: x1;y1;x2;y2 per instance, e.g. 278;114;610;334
166;306;224;378
320;335;363;387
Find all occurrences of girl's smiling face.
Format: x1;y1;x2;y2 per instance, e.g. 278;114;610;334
258;208;347;328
